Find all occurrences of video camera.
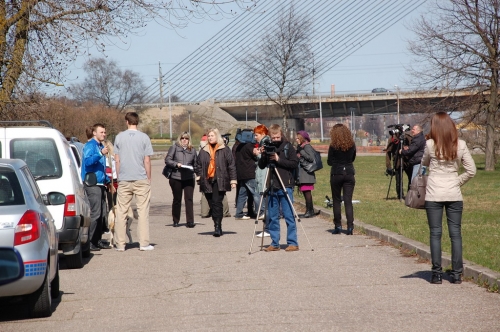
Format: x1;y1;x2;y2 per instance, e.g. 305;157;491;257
258;135;276;155
387;124;410;136
221;133;231;145
235;128;255;144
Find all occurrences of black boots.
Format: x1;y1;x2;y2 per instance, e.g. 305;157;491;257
332;226;342;234
431;273;442;284
299;202;319;218
213;219;222;237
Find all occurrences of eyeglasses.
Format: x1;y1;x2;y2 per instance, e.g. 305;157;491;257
181;137;189;140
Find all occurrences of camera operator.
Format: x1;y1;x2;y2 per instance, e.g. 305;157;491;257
385;130;412;199
258;124;300;252
400;125;426;182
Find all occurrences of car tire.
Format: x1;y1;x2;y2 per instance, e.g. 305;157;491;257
82;240;91;258
50;261;60;299
65;246;83;269
26;265;52;318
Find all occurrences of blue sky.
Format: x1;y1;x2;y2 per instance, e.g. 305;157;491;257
58;1;428;98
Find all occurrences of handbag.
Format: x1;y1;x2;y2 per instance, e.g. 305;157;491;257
162;146;176;179
405;163;427;209
301;147;323;173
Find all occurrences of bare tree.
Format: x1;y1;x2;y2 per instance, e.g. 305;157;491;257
69;58;145;111
240;4;314;133
407;0;500;170
0;0;256;119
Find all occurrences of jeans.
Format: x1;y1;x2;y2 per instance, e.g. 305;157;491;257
235;178;262;217
425;200;463;278
330;174;355;228
169;178;194;224
84;185;106;246
268;187;297;247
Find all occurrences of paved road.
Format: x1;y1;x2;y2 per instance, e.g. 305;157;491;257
1;159;499;331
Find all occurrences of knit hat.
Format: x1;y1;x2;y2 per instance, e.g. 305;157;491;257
297;130;310;142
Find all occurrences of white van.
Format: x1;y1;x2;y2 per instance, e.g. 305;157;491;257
0;121;91;269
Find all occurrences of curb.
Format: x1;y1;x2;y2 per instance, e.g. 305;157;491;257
297;201;500;290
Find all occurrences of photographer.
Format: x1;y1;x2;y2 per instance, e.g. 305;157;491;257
385;128;412;199
400;125;426;182
258;124;299;252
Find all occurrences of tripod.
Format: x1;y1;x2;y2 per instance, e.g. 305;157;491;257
248;163;313;254
385;135;405;201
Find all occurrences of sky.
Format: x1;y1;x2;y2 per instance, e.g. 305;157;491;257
55;1;429;98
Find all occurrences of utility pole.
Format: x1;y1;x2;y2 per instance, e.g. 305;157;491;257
158;62;164;138
168;81;172;140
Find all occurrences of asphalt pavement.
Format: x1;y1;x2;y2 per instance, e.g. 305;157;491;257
1;158;499;331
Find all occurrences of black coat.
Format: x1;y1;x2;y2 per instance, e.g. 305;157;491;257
258;139;299;189
401;131;426;166
327;145;356;175
234;142;257;180
164;143;197;181
195;143;237;193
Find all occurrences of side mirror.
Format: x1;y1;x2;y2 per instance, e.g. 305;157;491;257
0;248;24;286
84;172;97;186
45;192;66;206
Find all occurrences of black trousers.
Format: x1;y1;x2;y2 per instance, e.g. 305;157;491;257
84;185;106;246
330;174;356;228
205;181;225;222
169;178;195;224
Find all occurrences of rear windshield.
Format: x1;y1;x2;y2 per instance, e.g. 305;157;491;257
10;139;63;179
0;168;25;206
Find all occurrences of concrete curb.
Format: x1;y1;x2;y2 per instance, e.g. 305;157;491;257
297;201;500;290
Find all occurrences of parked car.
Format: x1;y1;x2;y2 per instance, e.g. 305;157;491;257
371;87;389;93
0;159;65;318
67;137;85;175
0;121;91;269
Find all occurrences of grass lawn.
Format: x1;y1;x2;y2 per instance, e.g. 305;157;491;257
305;154;500;274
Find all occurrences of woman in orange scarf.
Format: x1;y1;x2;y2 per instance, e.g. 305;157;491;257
195;128;237;236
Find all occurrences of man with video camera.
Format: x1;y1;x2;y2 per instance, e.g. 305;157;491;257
400;124;426;182
257;124;299;252
385;125;412;199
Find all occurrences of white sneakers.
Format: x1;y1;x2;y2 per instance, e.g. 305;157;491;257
139;245;155;251
235;215;251;220
257;214;265;220
256;232;270;238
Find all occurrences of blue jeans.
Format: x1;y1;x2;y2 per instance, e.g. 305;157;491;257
235;178;262;217
268;187;297;247
425;201;463;278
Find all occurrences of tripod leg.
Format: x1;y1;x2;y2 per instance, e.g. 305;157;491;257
386;174;393;200
248;167;271;254
272;168;314;251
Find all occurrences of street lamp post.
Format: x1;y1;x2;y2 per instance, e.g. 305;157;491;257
188;110;192;136
245;107;248;128
314;83;324;141
349;107;356;139
158;62;164;138
169;81;172;140
255;107;258;122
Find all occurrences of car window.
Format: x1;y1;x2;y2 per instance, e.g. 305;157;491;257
0;168;25;206
21;166;43;204
11;139;63;179
70;145;81;168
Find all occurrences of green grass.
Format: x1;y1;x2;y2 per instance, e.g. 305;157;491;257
306;155;500;273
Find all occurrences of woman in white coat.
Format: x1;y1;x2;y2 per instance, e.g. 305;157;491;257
422;112;476;284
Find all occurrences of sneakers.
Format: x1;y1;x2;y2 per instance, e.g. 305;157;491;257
139;245;155;251
256;231;270;238
257;214;265;220
115;247;125;252
235;215;251;220
264;245;280;252
285;245;299;252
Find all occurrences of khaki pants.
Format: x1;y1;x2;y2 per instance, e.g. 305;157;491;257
115;179;151;249
201;192;230;217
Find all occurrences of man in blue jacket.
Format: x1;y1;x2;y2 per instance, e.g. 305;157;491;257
82;123;114;251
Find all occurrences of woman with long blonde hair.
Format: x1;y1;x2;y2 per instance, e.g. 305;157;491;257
422;112;476;284
328;124;356;235
195;128;237;236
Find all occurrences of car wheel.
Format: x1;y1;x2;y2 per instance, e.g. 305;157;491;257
50;261;60;299
26;265;52;318
82;240;91;258
65;246;83;269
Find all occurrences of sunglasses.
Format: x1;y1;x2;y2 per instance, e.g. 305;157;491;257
181;137;189;140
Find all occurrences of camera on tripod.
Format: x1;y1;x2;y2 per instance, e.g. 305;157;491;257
258;135;276;155
387;124;410;136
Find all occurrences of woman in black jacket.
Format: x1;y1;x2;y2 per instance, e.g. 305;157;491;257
195;128;237;237
165;132;197;228
327;124;356;235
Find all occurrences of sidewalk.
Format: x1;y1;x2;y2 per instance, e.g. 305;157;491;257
1;158;498;331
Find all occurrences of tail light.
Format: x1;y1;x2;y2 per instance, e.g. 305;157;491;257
64;195;76;217
14;210;41;245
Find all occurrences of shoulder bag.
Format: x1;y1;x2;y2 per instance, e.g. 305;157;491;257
405;163;427;209
162;146;176;179
301;146;323;173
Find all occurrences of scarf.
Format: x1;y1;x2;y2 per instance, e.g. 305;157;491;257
207;143;219;178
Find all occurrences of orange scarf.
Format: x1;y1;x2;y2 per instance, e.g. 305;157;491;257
207;143;219;178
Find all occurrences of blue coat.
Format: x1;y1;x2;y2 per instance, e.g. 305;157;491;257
81;139;110;185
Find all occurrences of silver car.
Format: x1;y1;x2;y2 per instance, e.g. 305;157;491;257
0;159;65;318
